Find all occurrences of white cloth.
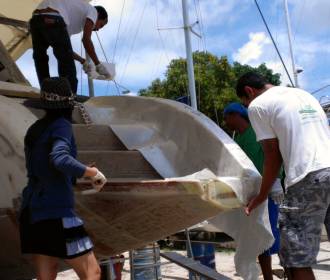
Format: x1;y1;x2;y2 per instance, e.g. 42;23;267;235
248;86;330;188
270;178;282;194
177;169;274;280
87;62;116;81
91;170;107;191
270;179;284;205
37;0;97;35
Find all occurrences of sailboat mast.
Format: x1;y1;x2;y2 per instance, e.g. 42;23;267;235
86;53;95;97
283;0;298;87
181;0;198;110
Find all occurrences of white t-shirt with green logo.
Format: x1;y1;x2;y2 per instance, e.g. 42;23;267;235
248;86;330;188
37;0;98;35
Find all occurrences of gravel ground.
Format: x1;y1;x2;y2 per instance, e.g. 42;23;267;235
56;242;330;280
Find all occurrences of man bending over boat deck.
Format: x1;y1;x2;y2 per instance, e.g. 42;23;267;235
223;102;283;280
236;72;330;280
30;0;111;93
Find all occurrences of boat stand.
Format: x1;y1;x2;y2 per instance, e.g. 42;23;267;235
127;230;230;280
100;259;115;280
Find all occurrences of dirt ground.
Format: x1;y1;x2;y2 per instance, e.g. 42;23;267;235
56;242;330;280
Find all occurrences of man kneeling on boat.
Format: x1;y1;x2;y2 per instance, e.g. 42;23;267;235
30;0;111;93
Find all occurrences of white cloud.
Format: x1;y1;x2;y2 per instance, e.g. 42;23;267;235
231;24;330;92
232;31;308;87
233;32;271;64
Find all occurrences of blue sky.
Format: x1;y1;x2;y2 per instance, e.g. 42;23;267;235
17;0;330;103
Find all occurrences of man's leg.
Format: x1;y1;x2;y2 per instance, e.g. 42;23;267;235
46;17;78;93
285;267;315;280
65;251;101;280
258;254;273;280
30;16;51;87
258;197;282;280
279;168;330;280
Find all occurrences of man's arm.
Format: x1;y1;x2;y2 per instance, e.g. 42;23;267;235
73;52;85;64
245;138;283;215
82;18;100;66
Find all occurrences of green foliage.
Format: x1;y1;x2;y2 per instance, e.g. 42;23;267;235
139;51;281;127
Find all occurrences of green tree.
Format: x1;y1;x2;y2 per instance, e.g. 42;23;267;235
232;62;281;86
139;51;281;127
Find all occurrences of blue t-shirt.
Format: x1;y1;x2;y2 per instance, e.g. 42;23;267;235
22;117;86;223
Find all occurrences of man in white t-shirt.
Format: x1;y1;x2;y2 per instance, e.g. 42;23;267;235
30;0;110;93
235;72;330;280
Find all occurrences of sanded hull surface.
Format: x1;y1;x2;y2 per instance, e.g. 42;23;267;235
75;179;240;258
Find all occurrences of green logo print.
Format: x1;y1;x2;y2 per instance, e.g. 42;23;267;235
299;105;318;120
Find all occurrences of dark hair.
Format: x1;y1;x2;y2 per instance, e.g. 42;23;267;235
94;6;108;20
236;72;268;98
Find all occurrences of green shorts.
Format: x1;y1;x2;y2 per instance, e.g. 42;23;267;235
278;168;330;268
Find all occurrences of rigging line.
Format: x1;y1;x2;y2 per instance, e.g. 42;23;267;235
196;0;207;51
311;84;330;95
196;38;201;108
121;2;145;57
150;0;165;78
113;80;121;95
95;30;113;97
95;31;109;63
193;0;202;41
93;32;121;96
274;1;280;62
113;0;126;62
292;0;306;43
120;0;148;83
155;0;172;63
176;0;190;100
114;80;131;93
254;0;294;87
151;27;163;78
157;30;171;63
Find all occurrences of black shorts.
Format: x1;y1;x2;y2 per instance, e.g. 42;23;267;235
19;209;93;259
